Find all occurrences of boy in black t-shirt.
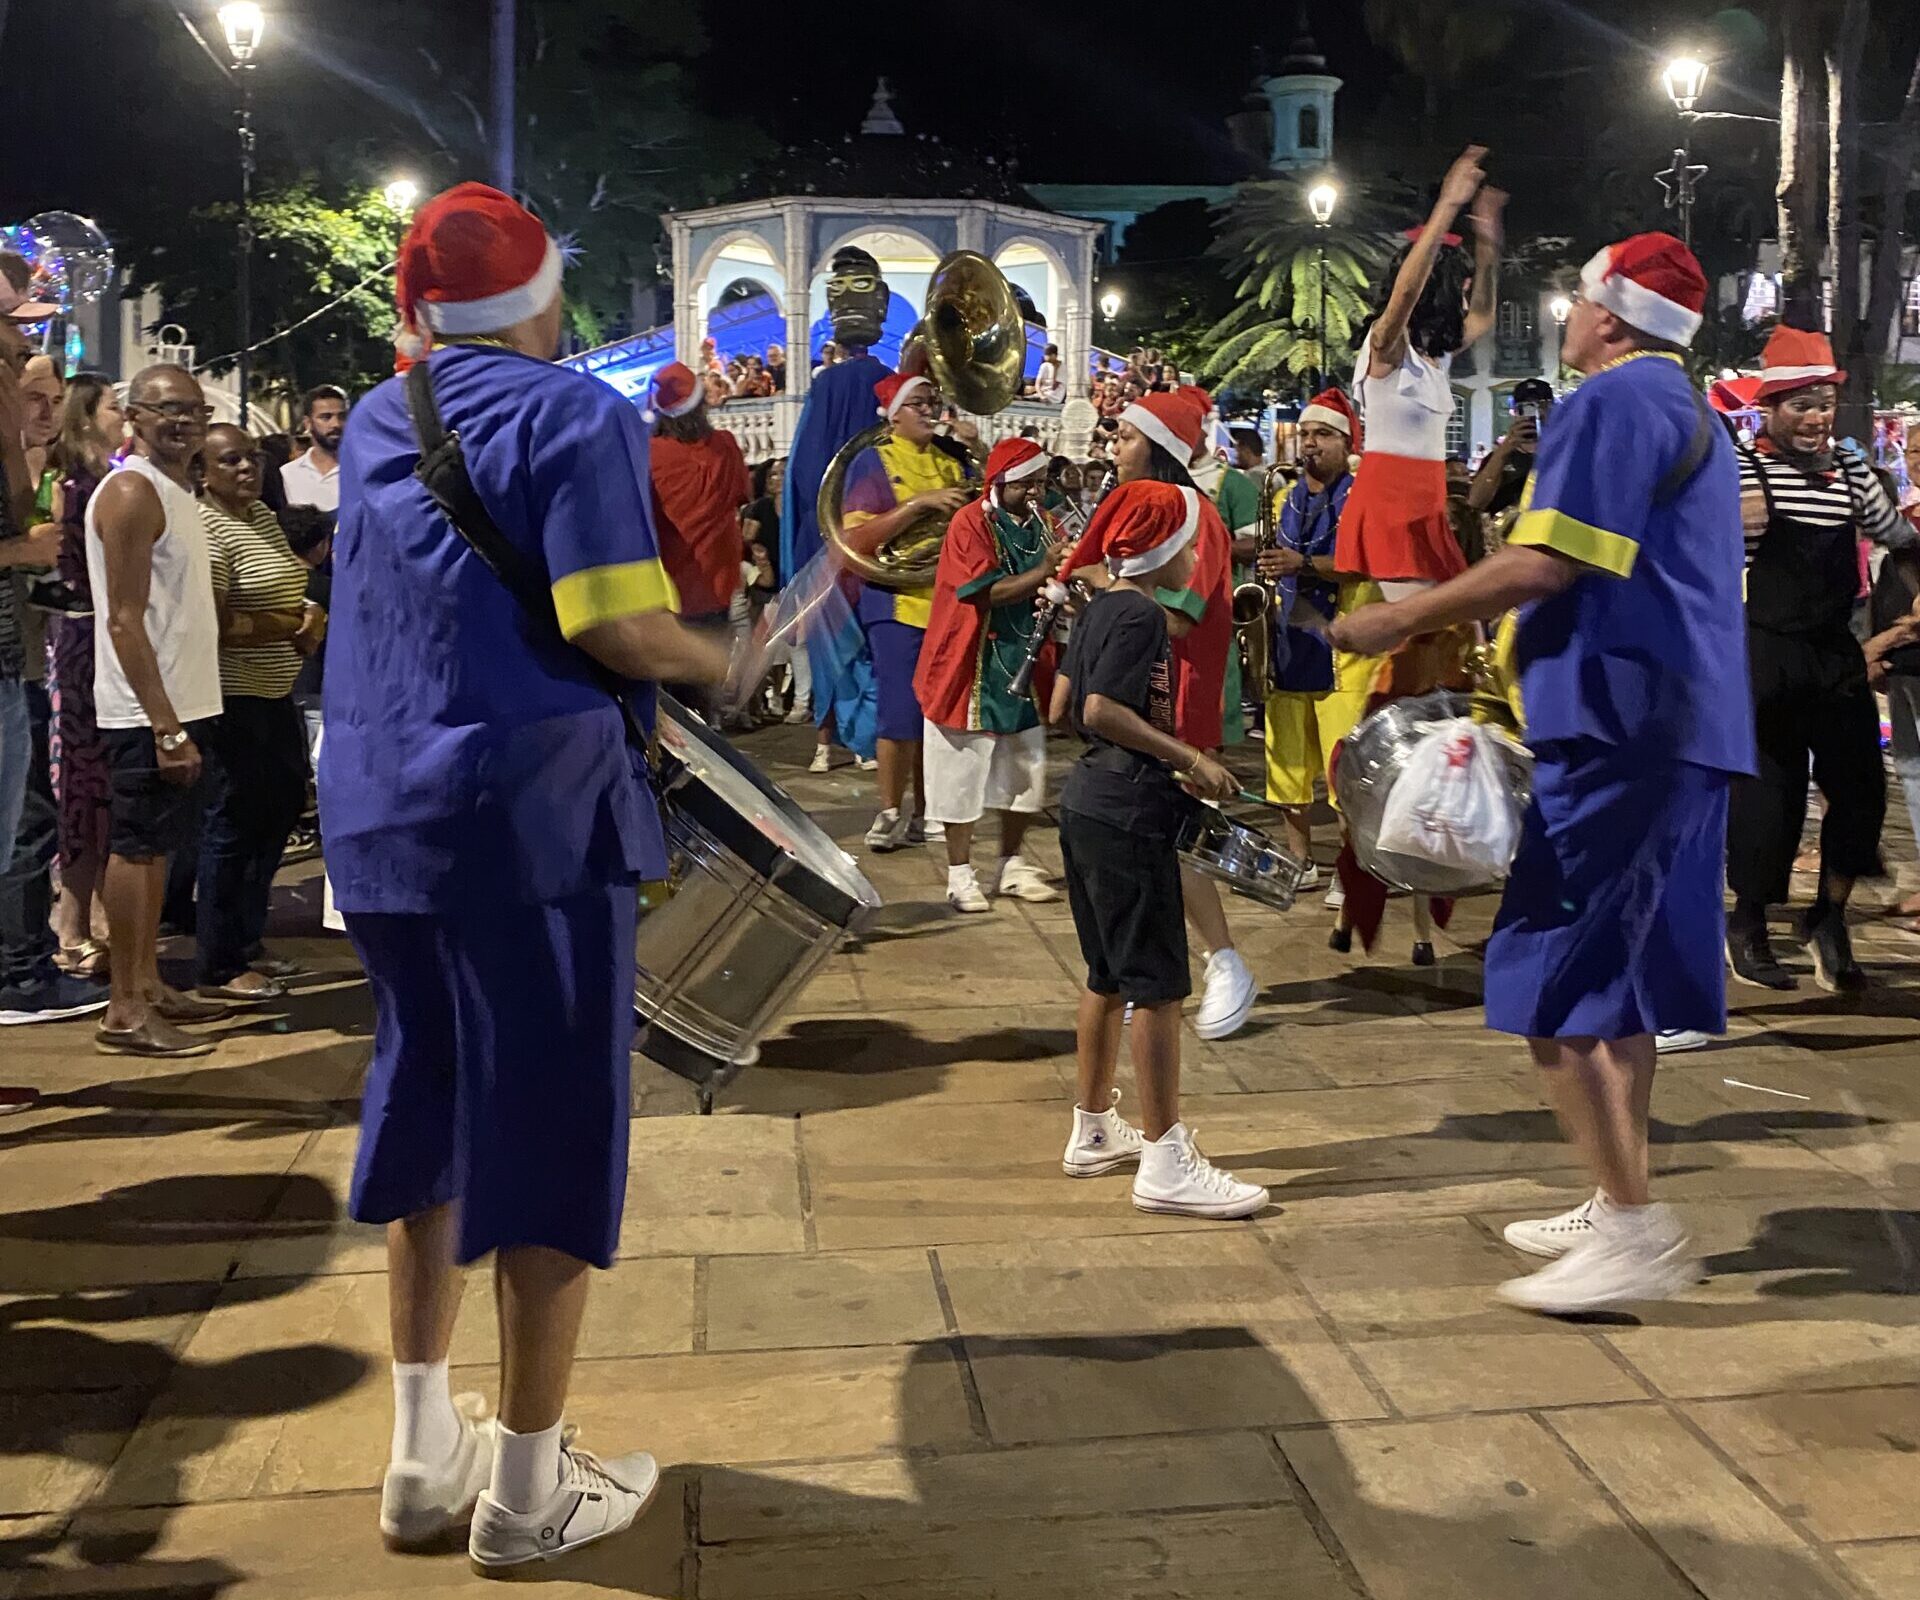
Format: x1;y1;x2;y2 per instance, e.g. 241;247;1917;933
1048;482;1270;1220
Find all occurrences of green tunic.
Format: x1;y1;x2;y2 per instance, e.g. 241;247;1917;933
954;505;1053;734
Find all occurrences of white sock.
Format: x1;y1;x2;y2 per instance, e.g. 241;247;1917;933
390;1360;462;1467
490;1419;565;1514
947;864;976;894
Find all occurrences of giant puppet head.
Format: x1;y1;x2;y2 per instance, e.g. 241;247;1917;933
825;245;889;352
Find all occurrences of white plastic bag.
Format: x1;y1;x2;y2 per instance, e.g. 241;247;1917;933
1374;718;1524;883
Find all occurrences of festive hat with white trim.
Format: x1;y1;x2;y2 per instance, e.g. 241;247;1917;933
1063;480;1200;579
1299;386;1361;449
875;372;933;421
1753;325;1845;401
1578;232;1707;347
984;436;1047;484
1119;391;1205;465
395;183;563;360
648;362;702;420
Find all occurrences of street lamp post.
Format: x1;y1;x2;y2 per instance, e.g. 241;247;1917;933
218;3;265;416
1306;181;1338;398
1549;294;1573;380
1660;54;1710;250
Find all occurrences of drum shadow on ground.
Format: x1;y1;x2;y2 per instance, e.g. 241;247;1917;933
0;1171;370;1594
602;1330;1861;1598
1255;958;1486;1022
1701;1201;1920;1298
719;1017;1075;1114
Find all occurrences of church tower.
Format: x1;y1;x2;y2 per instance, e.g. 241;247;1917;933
1258;6;1342;172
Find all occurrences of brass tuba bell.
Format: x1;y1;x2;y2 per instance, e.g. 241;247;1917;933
818;250;1026;591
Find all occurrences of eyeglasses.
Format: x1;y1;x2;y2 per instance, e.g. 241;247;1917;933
897;397;938;416
132;400;215;422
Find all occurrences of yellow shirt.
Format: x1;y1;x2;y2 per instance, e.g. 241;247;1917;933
843;435;968;629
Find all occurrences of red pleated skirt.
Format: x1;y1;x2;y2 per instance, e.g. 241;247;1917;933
1334;453;1466;584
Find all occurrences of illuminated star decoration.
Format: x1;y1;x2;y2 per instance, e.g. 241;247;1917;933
1654;148;1709;213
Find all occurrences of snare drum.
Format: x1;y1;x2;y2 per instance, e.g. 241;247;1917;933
636;697;881;1104
1176;805;1307;913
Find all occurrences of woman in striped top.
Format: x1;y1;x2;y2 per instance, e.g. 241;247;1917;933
1726;327;1914;995
194;425;323;1001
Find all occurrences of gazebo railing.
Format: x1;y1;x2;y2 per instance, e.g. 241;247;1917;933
708;396;1067;466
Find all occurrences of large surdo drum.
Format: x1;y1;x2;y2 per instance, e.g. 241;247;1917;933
636;697;881;1105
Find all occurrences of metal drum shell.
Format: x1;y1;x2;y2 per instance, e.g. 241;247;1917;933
1176;808;1306;913
636;698;881;1092
1333;691;1535;896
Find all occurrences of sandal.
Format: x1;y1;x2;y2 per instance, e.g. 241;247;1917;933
151;991;235;1024
96;1020;215;1058
196;978;288;1004
248;956;304;980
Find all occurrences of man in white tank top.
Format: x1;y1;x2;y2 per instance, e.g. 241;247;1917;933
86;365;227;1058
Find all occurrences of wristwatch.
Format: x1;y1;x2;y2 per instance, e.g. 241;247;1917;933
157;729;190;753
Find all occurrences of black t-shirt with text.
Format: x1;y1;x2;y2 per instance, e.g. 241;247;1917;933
1059;585;1187;838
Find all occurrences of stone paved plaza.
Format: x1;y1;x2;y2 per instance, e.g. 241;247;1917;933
3;724;1919;1599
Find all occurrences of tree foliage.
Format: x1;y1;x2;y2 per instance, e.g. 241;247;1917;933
1198;177;1400;398
133;183;408;399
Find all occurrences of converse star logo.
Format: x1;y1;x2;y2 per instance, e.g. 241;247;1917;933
1088;1131;1105;1147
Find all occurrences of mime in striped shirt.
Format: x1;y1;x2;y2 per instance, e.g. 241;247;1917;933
1726;325;1914;996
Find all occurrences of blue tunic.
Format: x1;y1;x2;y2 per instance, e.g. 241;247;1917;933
780;354;890;756
1270;471;1350;693
321;344;677;914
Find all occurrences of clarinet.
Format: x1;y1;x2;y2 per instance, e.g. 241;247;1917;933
1009;466;1116;698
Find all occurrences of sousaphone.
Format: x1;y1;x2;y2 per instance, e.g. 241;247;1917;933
818;250;1027;590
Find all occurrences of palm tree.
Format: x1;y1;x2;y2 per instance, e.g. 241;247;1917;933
1200;176;1397;396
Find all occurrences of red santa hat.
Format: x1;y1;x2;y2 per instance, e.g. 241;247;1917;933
1119;391;1206;465
393;183;562;361
1299;387;1361;450
648;362;703;420
1709;373;1764;415
984;436;1048;485
875;372;933;421
1577;232;1708;347
1063;480;1200;580
1753;325;1845;401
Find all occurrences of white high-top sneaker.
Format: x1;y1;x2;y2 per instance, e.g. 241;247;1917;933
1193;950;1256;1040
468;1433;661;1576
995;856;1059;903
380;1392;496;1552
1132;1123;1269;1219
1496;1201;1697;1315
865;808;907;851
1061;1088;1146;1176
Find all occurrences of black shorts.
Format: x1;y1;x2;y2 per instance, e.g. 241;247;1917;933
104;719;215;862
1059;805;1190;1006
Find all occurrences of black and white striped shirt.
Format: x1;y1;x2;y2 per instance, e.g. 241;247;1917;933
1736;447;1913;566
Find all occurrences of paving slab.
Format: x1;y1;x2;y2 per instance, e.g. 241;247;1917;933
703;1246;947;1351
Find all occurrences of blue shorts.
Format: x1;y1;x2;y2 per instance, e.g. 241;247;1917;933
346;883;637;1268
1485;741;1729;1042
865;618;925;743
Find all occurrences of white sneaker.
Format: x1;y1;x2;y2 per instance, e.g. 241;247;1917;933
1656;1028;1710;1054
995;857;1059;903
1324;882;1345;910
808;746;831;774
1495;1203;1697;1315
906;815;945;844
856;756;879;772
1193;949;1256;1040
1295;864;1323;892
865;808;907;852
381;1393;495;1552
1061;1088;1146;1176
947;873;991;914
1132;1123;1269;1219
785;699;813;725
468;1434;661;1575
1501;1194;1600;1260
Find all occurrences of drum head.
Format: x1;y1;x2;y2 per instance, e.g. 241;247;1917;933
1334;691;1533;896
655;695;881;930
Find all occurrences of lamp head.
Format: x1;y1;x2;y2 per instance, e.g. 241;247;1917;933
1306;181;1339;226
1099;289;1122;320
383;178;420;215
219;2;266;65
1549;294;1573;327
1663;54;1708;113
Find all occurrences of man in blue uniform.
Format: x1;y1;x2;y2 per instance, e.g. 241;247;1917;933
779;245;893;764
1331;233;1754;1315
324;184;728;1570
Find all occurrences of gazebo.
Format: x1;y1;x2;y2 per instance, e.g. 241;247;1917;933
564;84;1105;463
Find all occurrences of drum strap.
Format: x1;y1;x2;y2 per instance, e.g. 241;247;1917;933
403;357;652;756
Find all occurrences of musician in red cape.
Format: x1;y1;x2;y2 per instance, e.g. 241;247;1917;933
914;436;1072;912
